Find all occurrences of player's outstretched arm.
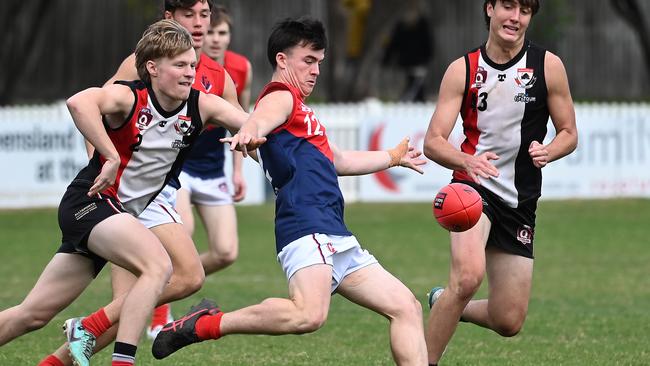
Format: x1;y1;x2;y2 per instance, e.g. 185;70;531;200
331;137;426;176
221;90;292;158
66;84;135;195
529;52;578;168
424;57;499;184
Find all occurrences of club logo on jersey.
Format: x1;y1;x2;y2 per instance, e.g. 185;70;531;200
471;66;488;89
174;115;195;136
201;75;212;92
516;225;534;246
515;68;536;89
136;107;153;130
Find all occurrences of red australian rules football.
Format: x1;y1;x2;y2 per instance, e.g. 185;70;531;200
433;183;483;232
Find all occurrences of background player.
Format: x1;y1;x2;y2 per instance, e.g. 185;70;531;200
422;1;578;364
173;2;253;292
152;16;429;366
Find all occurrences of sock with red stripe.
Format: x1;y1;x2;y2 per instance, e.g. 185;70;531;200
37;355;64;366
195;312;224;340
81;307;112;338
112;341;136;365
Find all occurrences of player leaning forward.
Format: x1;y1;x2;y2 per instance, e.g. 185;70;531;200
153;16;429;365
423;0;578;365
0;19;254;366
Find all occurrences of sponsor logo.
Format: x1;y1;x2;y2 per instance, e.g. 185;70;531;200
201;75;212;92
219;182;228;193
300;103;313;113
136;107;153;130
472;66;488;89
515;68;536;89
174;115;195;136
74;202;97;220
434;192;447;209
516;225;534;245
514;93;537;103
158;120;168;127
498;73;506;82
171;140;190;149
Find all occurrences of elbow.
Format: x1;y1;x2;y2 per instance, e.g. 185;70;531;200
423;141;437;161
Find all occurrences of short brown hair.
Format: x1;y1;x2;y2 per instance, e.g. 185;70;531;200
164;0;210;12
135;19;194;82
209;2;232;29
483;0;540;30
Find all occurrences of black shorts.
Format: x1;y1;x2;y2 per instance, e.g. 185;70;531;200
453;180;537;259
57;179;128;276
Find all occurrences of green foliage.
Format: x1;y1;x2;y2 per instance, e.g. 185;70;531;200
0;200;649;365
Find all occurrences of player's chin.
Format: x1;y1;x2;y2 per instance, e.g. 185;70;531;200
175;85;192;99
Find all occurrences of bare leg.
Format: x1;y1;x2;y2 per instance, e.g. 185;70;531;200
220;264;332;335
425;214;491;364
196;204;239;274
462;246;533;336
0;254;94;346
87;214;172;345
175;188;195;236
337;264;427;366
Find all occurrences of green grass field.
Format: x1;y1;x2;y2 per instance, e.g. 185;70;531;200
1;200;649;365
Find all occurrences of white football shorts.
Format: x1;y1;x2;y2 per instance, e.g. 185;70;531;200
277;233;378;293
137;185;182;228
178;171;232;206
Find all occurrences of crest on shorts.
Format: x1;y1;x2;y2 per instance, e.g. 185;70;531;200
136;107;153;130
472;66;488;89
515;68;536;89
201;75;212;92
174;115;195;136
516;225;534;246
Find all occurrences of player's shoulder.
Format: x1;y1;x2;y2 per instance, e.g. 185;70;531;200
199;53;225;73
225;50;250;71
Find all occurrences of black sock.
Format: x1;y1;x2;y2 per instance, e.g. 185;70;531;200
113;341;137;364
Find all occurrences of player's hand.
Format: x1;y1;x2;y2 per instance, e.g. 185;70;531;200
232;171;246;202
388;137;427;174
88;157;119;197
528;140;549;168
221;132;267;157
463;152;499;184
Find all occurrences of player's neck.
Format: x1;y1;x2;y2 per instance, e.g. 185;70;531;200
194;48;202;63
151;84;184;112
484;36;525;64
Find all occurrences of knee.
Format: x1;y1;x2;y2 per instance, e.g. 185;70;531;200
492;312;526;337
293;309;328;334
15;305;52;332
143;255;173;285
220;249;238;267
450;272;483;301
386;293;423;322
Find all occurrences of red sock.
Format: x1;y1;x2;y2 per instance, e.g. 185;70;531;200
111;362;133;366
151;303;171;327
195;312;224;340
37;355;64;366
81;308;112;338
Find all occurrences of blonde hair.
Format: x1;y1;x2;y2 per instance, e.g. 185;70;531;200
135;19;193;82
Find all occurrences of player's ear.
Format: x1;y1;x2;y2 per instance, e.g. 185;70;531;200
163;11;173;20
276;52;288;69
146;60;158;79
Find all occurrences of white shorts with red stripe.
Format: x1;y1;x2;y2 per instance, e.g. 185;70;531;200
277;233;378;293
137;185;182;229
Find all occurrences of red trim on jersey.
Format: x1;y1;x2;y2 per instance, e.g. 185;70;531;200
224;50;249;97
195;53;225;96
256;82;334;162
311;234;327;263
454;49;482;182
101;88;148;199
